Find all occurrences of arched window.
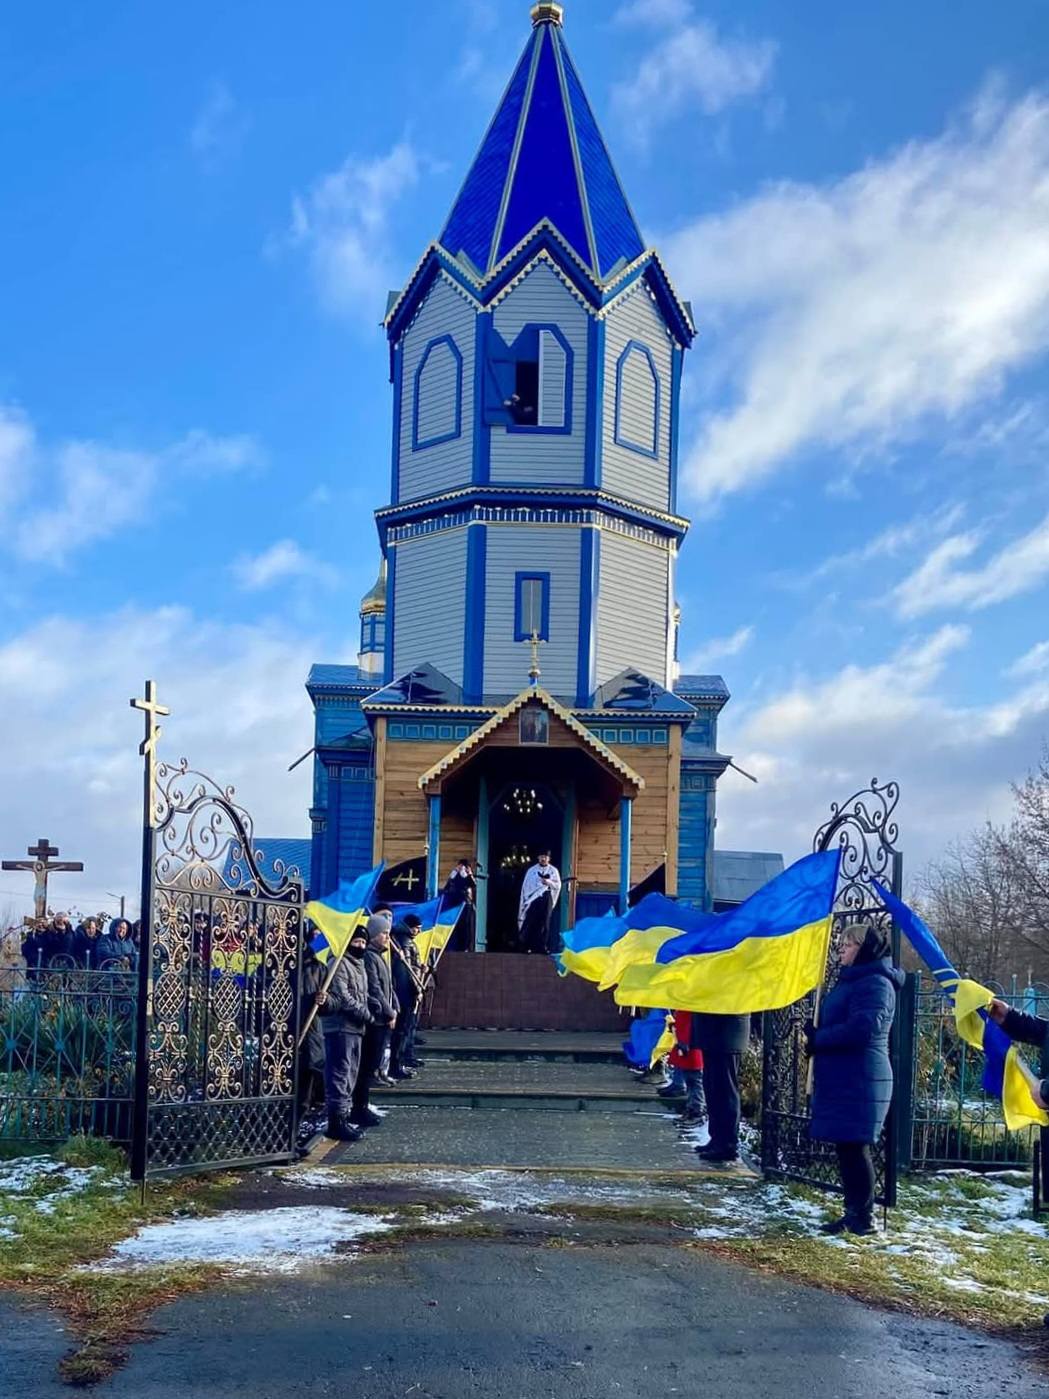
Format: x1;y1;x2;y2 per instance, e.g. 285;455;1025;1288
413;336;463;450
614;341;660;458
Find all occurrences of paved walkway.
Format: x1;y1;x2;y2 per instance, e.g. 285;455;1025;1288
6;1245;1044;1399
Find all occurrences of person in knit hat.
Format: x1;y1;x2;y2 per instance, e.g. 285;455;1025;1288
350;911;399;1129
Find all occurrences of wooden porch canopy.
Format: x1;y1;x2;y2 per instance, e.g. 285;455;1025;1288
417;686;644;798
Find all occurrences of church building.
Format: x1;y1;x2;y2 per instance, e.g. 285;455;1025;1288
305;2;733;952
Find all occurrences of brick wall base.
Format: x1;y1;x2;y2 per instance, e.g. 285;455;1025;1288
422;951;625;1032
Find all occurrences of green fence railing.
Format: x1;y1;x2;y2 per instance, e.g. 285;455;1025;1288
910;974;1049;1172
1;960;138;1149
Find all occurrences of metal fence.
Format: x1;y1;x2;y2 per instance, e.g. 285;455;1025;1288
910;974;1049;1171
0;959;138;1148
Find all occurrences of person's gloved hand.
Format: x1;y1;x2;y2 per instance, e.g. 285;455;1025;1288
675;1043;689;1057
802;1020;817;1056
1036;1079;1049;1112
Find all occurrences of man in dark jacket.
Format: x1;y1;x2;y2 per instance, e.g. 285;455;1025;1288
351;915;398;1129
316;927;371;1141
40;913;77;968
74;918;101;967
690;1012;750;1163
390;914;424;1079
989;999;1049;1109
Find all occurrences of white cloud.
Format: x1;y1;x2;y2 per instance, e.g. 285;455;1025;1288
613;0;692;27
716;624;1049;869
786;504;966;590
1008;640;1049;679
0;404;35;519
682;624;754;671
669;85;1049;502
613;7;776;143
0;607;331;919
190;82;249;169
283;140;421;320
892;513;1049;619
232;540;337;592
10;423;261;564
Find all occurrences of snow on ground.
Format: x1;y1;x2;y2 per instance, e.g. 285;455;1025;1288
0;1154;120;1220
96;1207;396;1275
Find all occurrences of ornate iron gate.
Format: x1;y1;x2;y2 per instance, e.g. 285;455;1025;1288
130;683;306;1181
761;780;903;1207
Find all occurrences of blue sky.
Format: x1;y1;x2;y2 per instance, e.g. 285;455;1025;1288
2;0;1049;915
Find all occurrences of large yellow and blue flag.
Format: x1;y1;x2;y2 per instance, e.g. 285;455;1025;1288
305;864;385;966
397;896;464;965
558;907;627;982
873;880;1048;1131
613;849;842;1013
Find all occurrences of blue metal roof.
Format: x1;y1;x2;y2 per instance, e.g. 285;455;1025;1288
675;674;731;703
307;664;364;690
439;15;644;282
592;668;696;716
362;663;464;709
224;838;311;890
713;850;785;907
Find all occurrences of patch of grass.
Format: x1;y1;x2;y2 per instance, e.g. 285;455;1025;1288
690;1221;1049;1337
0;1150;239;1386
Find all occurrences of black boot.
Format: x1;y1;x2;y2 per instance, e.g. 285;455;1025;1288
325;1113;363;1143
844;1212;876;1236
819;1215;850;1235
350;1107;383;1129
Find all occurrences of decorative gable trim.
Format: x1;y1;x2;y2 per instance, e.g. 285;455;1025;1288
417;685;644;794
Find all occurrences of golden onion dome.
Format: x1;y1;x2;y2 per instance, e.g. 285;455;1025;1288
360;558;387;616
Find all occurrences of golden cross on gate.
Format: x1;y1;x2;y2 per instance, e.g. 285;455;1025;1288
130;680;169;762
2;836;84;921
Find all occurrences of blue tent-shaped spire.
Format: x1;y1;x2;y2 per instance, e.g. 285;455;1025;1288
439;7;645;282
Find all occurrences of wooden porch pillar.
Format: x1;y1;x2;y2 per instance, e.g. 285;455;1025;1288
619;795;633;914
426;793;442;898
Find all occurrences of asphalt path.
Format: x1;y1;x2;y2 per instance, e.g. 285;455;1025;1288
6;1241;1042;1399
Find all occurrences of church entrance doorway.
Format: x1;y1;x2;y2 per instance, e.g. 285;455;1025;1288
483;781;565;953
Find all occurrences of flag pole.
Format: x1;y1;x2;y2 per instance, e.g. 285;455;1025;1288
805;915;836;1098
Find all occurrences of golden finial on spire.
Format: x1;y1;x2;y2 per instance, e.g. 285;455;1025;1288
531;2;564;27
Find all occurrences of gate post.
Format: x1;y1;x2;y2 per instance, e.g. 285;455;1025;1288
129;680;167;1183
893;972;919;1177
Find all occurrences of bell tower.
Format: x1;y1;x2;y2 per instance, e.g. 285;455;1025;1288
378;1;694;706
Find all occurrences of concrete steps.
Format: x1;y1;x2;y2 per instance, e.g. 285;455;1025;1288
372;1040;665;1114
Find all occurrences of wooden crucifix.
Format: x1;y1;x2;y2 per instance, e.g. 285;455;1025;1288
2;838;84;921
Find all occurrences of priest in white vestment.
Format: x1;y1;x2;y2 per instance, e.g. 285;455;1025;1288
518;852;562;954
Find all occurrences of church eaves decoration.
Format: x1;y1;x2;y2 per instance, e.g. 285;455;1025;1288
416;685;645;794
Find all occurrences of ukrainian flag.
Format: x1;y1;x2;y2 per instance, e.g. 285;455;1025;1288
598;895;718;992
614;849;842;1013
305;864;384;965
559;908;627;982
623;1009;676;1069
873;881;1049;1131
397;897;464;965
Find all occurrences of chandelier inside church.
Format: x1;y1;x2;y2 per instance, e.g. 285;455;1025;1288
502;787;544;819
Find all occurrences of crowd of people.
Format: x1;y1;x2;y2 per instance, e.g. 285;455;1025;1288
16;911;141;973
299;904;430;1143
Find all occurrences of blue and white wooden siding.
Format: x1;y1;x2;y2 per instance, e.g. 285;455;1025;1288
602;284;674;512
490;262;587;486
595;530;671;687
392;528;469;685
398;276;476;503
483;524;582;697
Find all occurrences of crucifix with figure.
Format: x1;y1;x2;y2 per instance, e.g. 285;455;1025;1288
2;838;84;922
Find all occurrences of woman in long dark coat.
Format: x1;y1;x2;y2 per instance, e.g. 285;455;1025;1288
806;921;904;1235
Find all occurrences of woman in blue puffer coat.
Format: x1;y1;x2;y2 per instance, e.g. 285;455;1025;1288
805;921;904;1236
